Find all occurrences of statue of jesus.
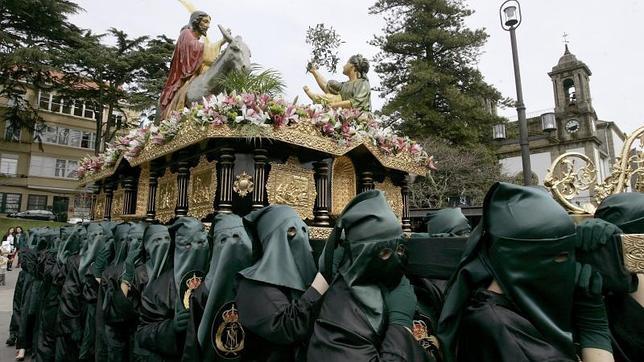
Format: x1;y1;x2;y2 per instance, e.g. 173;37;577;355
158;11;229;121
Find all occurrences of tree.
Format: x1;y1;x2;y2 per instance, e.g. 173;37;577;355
0;0;83;137
370;0;511;145
305;24;344;73
409;137;508;208
58;29;174;153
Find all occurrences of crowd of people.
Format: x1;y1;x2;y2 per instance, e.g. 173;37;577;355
1;226;27;272
2;183;642;361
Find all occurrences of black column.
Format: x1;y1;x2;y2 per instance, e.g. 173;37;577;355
103;180;114;221
91;183;101;221
401;175;412;232
217;148;235;214
122;175;137;215
175;151;191;217
146;165;161;222
359;171;375;193
313;160;330;226
251;148;268;210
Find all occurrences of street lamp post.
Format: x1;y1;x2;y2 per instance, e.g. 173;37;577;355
500;0;532;185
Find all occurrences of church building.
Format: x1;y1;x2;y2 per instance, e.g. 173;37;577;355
494;45;626;205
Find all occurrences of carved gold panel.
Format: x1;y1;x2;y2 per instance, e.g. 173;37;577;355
94;193;105;220
309;226;332;240
156;169;178;224
187;156;217;221
136;163;150;216
266;157;317;220
331;156;357;216
622;234;644;273
112;189;124;219
375;177;403;219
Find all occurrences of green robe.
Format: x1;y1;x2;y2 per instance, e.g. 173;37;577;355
327;78;371;112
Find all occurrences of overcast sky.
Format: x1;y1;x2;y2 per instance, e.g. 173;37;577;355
70;0;643;134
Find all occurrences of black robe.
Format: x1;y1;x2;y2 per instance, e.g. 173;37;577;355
455;288;575;362
307;278;434;362
136;269;182;362
102;263;149;361
55;254;83;362
79;269;100;361
180;285;208;362
15;249;38;351
9;269;25;340
35;250;64;362
606;294;644;362
235;278;322;362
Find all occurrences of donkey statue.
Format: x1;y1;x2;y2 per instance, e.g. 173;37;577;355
186;28;251;105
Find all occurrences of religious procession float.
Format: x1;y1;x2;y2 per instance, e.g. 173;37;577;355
77;17;435;244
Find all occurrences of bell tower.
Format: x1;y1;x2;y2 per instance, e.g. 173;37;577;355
548;45;597;140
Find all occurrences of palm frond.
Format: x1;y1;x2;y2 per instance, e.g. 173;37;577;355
218;64;285;96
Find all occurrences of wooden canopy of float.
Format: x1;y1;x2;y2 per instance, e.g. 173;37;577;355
80;122;432;238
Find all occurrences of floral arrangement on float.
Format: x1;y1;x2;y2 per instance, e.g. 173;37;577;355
77;92;435;179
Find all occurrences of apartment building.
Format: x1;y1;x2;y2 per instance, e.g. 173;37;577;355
0;86;131;221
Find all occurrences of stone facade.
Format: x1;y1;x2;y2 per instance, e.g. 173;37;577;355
495;46;626;205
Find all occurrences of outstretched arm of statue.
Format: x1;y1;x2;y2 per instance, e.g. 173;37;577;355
308;64;329;93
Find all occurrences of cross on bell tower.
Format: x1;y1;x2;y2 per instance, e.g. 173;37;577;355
548;43;597;140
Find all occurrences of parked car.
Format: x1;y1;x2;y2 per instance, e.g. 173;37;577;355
7;210;56;221
67;217;90;224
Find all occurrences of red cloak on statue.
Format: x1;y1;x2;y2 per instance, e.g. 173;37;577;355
159;27;205;116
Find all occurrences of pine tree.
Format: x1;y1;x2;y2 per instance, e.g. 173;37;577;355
370;0;510;145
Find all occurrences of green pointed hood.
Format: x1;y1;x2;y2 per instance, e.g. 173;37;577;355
57;225;86;264
126;222;148;266
111;222;133;265
170;216;210;305
80;223;108;277
425;208;471;236
323;190;405;333
239;205;317;292
197;214;253;347
595;192;644;233
27;227;42;249
438;182;577;362
143;224;172;286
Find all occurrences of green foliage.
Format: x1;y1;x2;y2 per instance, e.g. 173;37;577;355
0;0;82;137
218;65;285;96
409;137;508;208
370;0;512;145
305;24;345;73
0;217;66;235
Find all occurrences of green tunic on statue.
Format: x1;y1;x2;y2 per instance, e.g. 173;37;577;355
327;78;371;112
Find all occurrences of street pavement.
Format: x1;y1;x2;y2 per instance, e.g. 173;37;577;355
0;266;30;361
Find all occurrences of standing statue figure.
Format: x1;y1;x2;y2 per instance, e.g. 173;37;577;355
158;11;230;121
303;54;372;112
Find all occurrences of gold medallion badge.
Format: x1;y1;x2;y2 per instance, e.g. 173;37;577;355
182;273;203;310
213;302;245;359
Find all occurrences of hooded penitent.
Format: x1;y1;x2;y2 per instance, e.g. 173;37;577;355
111;222;133;265
197;214;252;354
57;224;86;264
437;182;578;361
322;190;405;332
579;192;644;294
126;222;147;265
143;224;172;286
239;205;317;293
595;192;644;233
79;223;108;277
170;217;210;308
425;208;471;236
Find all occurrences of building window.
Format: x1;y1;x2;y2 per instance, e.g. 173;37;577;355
81;131;95;149
4;120;21;142
84;104;97;120
55;159;67;177
0;193;21;213
66;160;78;178
43;125;58;144
38;91;52;110
72;101;84;117
110;112;124;126
57;127;70;145
50;95;63;113
0;154;18;177
27;194;47;210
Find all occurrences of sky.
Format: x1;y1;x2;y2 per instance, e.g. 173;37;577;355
70;0;643;134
